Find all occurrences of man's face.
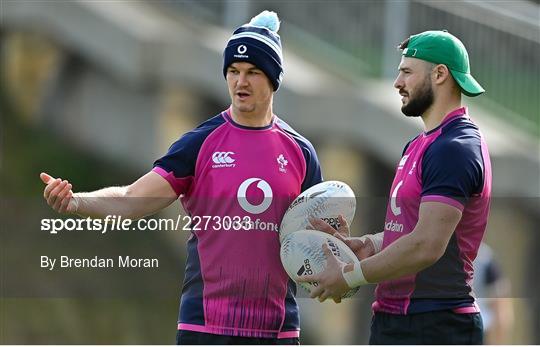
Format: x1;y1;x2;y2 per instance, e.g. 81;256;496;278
226;62;274;116
393;57;434;117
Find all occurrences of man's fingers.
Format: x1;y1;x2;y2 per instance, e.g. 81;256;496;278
297;274;317;283
309;285;324;299
333;232;347;242
337;215;350;236
40;172;54;184
47;180;68;207
41;173;76;214
322;243;338;263
342;237;354;248
346;238;366;251
48;179;67;199
43;178;61;199
322;243;332;257
332;297;342;304
345;239;367;259
45;179;63;204
54;183;72;211
338;214;348;226
51;186;68;211
333;233;364;257
309;217;335;235
318;290;330;302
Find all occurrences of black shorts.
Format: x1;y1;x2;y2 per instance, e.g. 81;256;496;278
176;330;300;345
369;310;483;345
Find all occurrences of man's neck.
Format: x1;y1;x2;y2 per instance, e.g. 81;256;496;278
230;105;273;127
421;95;462;132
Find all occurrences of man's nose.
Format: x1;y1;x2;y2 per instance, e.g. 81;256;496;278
393;75;403;90
237;72;249;87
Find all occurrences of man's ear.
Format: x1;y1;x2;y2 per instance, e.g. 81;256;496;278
433;64;451;85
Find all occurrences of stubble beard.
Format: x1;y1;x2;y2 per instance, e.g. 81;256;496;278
401;77;434;118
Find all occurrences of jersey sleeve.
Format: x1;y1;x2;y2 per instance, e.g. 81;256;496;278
153;133;199;196
153;115;225;196
275;118;323;191
421;132;484;210
299;140;323;191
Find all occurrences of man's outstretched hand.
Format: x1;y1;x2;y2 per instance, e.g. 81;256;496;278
40;172;77;214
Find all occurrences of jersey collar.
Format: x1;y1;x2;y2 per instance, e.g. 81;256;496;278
425;106;468;136
223;108;275;130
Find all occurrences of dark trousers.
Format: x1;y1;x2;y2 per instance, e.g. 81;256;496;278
177;330;300;345
370;310;483;345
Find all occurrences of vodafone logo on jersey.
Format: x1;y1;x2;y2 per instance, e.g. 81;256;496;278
398;155;409;170
386;180;405;233
390;180;403;216
237;178;273;214
212;152;236;168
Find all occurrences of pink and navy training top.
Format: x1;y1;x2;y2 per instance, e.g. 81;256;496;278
152;109;322;338
373;107;492;315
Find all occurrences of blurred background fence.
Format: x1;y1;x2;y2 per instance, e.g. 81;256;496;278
1;0;539;344
165;0;540;135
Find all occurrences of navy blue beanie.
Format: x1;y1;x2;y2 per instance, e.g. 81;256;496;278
223;11;283;91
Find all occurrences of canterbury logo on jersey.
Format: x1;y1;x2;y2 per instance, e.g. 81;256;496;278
212;152;235;164
212;152;236;168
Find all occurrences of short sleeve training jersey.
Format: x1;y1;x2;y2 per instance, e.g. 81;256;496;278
373;107;492;315
153;108;322;338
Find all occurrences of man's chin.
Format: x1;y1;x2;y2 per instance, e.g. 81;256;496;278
401;106;420;118
234;104;255;113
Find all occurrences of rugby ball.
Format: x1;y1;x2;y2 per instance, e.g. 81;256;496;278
280;229;359;298
279;181;356;243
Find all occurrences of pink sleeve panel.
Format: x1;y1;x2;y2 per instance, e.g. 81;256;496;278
152;166;192;197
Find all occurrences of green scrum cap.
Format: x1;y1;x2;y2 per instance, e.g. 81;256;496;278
402;30;485;97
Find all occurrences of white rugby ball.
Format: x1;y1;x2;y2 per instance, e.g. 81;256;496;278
280;181;356;243
280;229;359;298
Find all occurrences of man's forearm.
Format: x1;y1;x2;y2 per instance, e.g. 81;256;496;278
360;231;438;284
357;202;459;285
42;171;177;219
74;185;175;219
73;186;131;219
